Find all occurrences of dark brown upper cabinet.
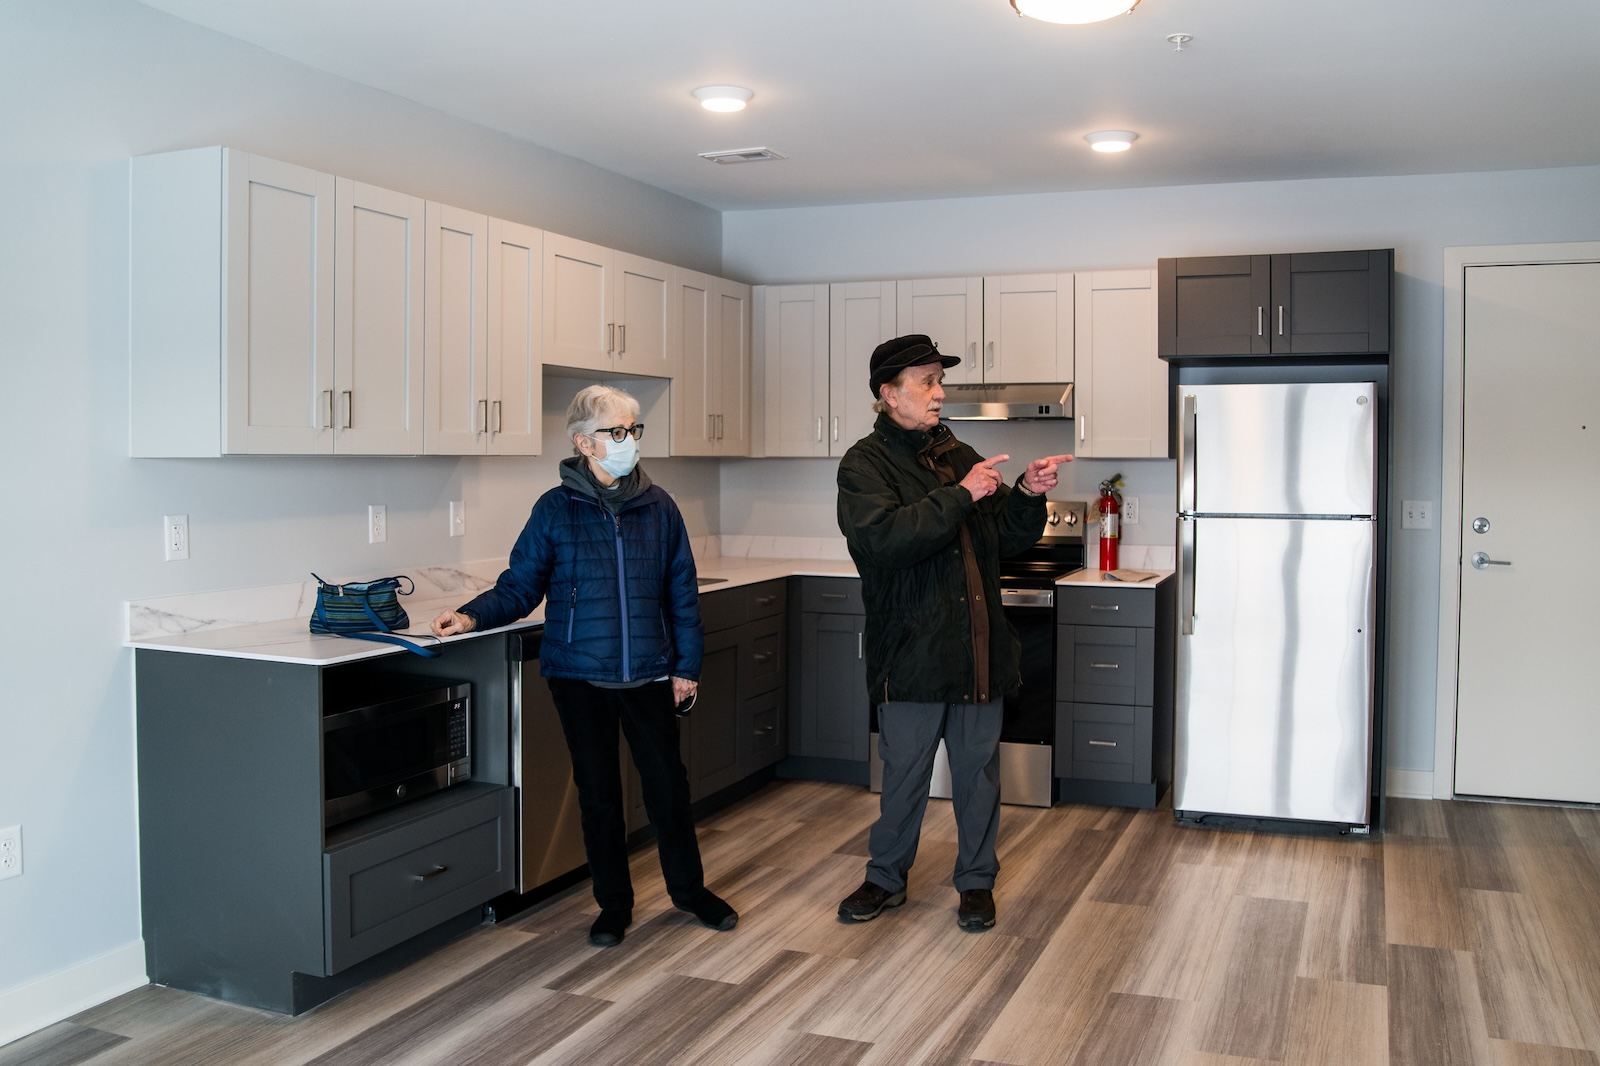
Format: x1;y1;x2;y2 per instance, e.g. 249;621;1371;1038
1158;249;1392;360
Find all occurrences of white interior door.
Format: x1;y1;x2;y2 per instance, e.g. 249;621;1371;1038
1455;261;1600;802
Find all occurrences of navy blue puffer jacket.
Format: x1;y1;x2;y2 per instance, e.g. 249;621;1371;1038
458;467;703;683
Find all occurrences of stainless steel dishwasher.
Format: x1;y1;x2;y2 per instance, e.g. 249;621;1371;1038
509;630;589;892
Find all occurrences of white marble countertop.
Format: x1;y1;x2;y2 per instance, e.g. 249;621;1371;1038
127;556;859;666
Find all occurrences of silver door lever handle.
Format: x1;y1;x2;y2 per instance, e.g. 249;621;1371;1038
1470;552;1511;570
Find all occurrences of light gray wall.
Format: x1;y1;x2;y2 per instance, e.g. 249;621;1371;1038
0;0;720;1005
721;165;1600;777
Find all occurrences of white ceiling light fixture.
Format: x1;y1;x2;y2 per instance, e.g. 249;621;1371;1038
1009;0;1140;25
698;147;787;165
692;85;754;113
1085;130;1139;152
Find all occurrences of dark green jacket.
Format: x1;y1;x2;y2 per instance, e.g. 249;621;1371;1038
837;414;1047;704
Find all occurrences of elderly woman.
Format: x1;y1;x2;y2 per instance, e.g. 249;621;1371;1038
431;384;736;947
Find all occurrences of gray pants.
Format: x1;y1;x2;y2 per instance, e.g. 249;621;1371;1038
867;698;1003;894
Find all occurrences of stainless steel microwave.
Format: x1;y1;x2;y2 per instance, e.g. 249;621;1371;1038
322;678;471;828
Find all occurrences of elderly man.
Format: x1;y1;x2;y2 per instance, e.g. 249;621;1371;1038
835;334;1070;931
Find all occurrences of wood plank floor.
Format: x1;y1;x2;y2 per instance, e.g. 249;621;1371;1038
7;782;1600;1066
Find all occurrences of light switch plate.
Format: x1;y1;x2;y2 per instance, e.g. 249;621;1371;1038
449;501;465;537
1402;500;1433;529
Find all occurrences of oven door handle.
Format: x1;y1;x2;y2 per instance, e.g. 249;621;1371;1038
999;588;1054;609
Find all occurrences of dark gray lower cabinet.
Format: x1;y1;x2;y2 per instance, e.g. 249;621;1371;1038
134;644;515;1015
784;576;870;783
1054;576;1175;808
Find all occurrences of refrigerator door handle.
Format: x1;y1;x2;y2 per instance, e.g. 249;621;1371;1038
1179;517;1196;634
1178;393;1197;515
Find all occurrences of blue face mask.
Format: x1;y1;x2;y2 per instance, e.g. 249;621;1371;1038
594;431;638;479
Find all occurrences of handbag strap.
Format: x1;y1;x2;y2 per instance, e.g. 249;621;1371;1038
339;630;442;658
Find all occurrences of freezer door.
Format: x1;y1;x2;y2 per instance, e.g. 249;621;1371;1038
1174;515;1375;824
1178;382;1376;517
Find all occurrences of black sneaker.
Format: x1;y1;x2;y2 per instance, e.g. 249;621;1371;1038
956;888;995;931
674;888;738;931
837;880;908;922
588;908;632;947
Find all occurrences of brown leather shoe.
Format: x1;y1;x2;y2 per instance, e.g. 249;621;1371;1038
837;880;907;922
957;888;996;931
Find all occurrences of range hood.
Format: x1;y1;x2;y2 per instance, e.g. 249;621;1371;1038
940;383;1074;420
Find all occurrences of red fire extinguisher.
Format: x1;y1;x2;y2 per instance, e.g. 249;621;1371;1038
1097;473;1123;572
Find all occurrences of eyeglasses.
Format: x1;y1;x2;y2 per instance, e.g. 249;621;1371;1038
592;423;644;443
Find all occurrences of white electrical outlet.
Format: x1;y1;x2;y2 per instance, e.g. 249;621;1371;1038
1122;497;1139;525
1402;500;1433;530
0;825;21;881
368;504;387;544
163;515;189;561
449;500;465;538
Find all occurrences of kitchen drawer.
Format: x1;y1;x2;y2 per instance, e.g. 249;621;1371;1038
323;785;512;973
1054;703;1153;782
1074;721;1134;765
748;617;784;693
1056;585;1155;628
798;576;864;615
703;579;788;633
1060;625;1155;705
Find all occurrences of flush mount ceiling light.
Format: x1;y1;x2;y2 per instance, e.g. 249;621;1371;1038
1009;0;1140;25
692;85;753;113
1085;130;1139;152
698;147;787;164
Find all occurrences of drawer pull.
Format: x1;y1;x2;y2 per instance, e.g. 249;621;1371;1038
821;592;848;600
1088;740;1118;747
755;596;777;606
1089;662;1119;670
413;864;449;883
753;651;773;664
1088;604;1120;611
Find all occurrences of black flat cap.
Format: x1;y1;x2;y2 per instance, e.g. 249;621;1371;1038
868;334;960;397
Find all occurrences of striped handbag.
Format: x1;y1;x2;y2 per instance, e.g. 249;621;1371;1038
309;574;440;657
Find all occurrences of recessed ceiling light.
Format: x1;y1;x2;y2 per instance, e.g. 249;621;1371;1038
1085;130;1138;152
1009;0;1140;25
692;85;753;113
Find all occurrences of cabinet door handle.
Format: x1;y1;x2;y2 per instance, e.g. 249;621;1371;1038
816;416;823;443
322;389;334;429
985;340;995;369
753;651;773;664
341;390;353;429
1080;416;1087;444
1090;662;1120;669
832;415;839;442
755;595;777;607
1277;305;1285;336
413;864;449;882
1088;739;1118;747
1257;306;1264;337
618;324;626;355
717;414;724;440
858;631;864;659
1088;604;1120;612
707;414;716;441
968;341;978;369
607;323;614;354
493;400;503;434
478;399;488;434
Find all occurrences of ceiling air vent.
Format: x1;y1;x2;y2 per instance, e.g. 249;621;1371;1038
698;147;788;165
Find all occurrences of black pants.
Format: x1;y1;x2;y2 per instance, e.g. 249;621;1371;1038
546;677;704;913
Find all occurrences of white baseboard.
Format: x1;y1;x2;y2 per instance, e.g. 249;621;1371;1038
0;940;147;1049
1386;768;1435;799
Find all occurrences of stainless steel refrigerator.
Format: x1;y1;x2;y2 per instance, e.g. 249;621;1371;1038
1174;380;1377;828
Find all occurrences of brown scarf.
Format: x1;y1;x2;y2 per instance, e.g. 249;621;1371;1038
917;428;991;703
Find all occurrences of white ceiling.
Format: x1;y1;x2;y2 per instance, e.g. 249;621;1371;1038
136;0;1600;212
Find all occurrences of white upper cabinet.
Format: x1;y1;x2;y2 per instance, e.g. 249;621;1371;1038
761;285;832;457
424;209;543;456
896;277;983;386
332;178;426;455
673;270;751;456
485;218;543;456
1073;270;1165;458
828;282;897;456
423;203;489;455
981;273;1074;384
133;148;427;456
543;233;675;378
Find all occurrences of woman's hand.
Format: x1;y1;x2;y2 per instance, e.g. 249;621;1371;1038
671;676;698;707
430;609;477;638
